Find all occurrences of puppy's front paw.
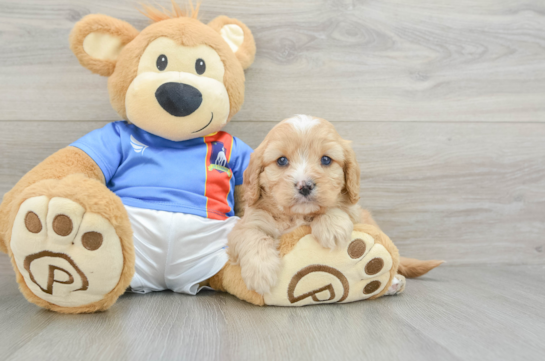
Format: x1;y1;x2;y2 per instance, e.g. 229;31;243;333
385;275;406;296
240;246;282;295
312;209;353;249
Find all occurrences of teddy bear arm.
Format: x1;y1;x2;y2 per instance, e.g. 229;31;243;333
0;146;104;253
233;185;245;217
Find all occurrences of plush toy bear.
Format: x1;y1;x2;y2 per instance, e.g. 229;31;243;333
0;2;441;313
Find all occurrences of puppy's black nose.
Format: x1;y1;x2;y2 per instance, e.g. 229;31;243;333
155;82;202;117
297;181;315;197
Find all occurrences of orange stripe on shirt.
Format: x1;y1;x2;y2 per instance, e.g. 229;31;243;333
203;131;234;220
225;136;234;206
203;135;211;218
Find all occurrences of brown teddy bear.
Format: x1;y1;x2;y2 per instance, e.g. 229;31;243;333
0;2;441;313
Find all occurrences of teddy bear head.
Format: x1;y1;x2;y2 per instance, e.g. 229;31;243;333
69;2;255;141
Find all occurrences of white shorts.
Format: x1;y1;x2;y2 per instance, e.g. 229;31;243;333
125;206;239;295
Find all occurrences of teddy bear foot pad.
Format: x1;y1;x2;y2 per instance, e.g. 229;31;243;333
264;227;400;306
10;196;125;308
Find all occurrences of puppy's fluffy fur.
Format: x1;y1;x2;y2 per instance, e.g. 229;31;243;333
228;115;377;294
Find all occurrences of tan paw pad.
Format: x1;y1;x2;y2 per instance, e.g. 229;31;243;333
264;230;394;306
10;196;124;308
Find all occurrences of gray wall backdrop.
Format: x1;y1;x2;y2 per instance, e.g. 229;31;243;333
1;0;544;266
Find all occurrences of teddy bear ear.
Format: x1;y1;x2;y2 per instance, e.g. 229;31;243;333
208;16;256;70
69;14;139;77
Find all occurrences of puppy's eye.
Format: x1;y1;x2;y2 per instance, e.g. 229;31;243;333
195;58;206;74
321;156;332;166
156;55;168;71
277;157;289;167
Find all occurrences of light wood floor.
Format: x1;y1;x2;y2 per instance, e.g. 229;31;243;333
1;0;544;359
1;256;544;361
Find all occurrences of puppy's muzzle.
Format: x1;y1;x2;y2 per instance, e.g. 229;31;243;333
155;82;203;117
296;180;315;197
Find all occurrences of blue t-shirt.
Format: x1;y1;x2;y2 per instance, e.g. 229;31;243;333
71;121;252;220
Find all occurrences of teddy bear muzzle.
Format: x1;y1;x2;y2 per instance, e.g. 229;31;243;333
155;82;203;117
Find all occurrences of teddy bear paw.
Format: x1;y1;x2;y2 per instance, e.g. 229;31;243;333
264;228;398;306
10;196;125;308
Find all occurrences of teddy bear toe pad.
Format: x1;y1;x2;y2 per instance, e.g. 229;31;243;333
10;196;124;308
264;230;395;306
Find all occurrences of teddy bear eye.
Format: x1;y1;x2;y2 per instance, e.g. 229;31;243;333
195;58;206;75
156;54;168;71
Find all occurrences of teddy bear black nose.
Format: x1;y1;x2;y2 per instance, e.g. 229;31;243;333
155;82;203;117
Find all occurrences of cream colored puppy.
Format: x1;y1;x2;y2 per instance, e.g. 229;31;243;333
228;115;377;294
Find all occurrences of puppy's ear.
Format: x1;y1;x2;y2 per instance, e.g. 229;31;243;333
208;16;256;70
243;144;265;206
69;14;139;76
342;140;361;204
